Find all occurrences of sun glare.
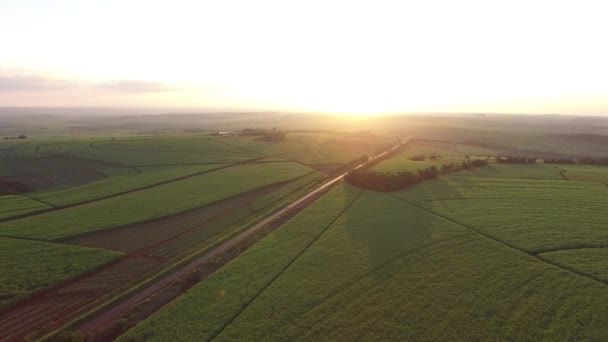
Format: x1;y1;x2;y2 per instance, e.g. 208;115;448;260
0;0;607;114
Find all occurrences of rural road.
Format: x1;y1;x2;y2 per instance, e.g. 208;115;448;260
77;137;409;334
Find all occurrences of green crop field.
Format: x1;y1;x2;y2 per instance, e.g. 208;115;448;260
213;132;391;168
64;136;258;166
122;163;608;341
0;237;121;308
0;195;51;219
541;248;608;282
560;165;608;184
31;164;229;207
3;113;608;341
0;162;314;240
395;169;608;254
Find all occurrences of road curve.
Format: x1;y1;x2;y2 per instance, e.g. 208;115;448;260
77;137;409;334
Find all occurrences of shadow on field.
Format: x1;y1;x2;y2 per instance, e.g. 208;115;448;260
393;177;468;212
341;190;435;273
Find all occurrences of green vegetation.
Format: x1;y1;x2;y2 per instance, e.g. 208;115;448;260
0;162;313;240
2;114;608;340
121;183;608;341
119;185;363;342
32;164;228;207
0;237;121;308
0;195;51;219
541;248;608;282
396;176;608;254
66;136;257;166
373;140;495;173
561;165;608;184
214;132;391;167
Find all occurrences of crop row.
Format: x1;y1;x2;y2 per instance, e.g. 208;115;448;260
0;195;51;219
0;237;120;309
0;256;160;341
120;186;608;341
0;162;313;240
32;164;227;207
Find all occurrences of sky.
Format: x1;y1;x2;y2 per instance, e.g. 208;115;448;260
0;0;607;115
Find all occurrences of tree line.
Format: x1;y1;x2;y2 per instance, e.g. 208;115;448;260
239;128;287;142
345;159;489;191
496;155;608;166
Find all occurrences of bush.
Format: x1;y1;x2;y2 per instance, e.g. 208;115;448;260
410;155;426;161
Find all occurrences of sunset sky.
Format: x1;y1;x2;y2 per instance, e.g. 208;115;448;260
1;0;607;115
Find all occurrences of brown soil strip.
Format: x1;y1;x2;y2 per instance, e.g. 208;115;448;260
0;256;163;342
77;182;339;341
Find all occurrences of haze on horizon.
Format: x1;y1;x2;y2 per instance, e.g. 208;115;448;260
1;0;607;115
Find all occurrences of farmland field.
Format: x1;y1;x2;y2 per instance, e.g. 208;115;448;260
0;195;51;219
0;162;314;240
213;132;392;170
0;237;121;308
2;114;608;341
122;163;608;341
31;164;229;207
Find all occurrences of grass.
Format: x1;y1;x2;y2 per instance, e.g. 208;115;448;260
31;164;228;207
120;185;608;341
0;237;121;308
0;195;51;219
0;162;313;240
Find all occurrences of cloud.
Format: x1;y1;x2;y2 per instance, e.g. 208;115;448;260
0;70;73;91
96;80;177;93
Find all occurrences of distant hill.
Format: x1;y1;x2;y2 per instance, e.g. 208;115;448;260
547;133;608;144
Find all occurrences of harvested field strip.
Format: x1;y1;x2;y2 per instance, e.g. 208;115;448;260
32;167;139;197
0;162;312;240
0;237;121;310
63;178;300;254
118;185;362;342
150;173;324;258
0;256;162;341
118;188;608;341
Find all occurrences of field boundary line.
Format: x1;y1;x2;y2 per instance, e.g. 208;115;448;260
22;195;58;209
0;157;263;225
61;180;345;340
258;238;470;340
209;137;319;170
385;193;608;287
57;173;308;243
420;197;573;203
208;190;364;342
111;173;319;257
534;244;608;255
